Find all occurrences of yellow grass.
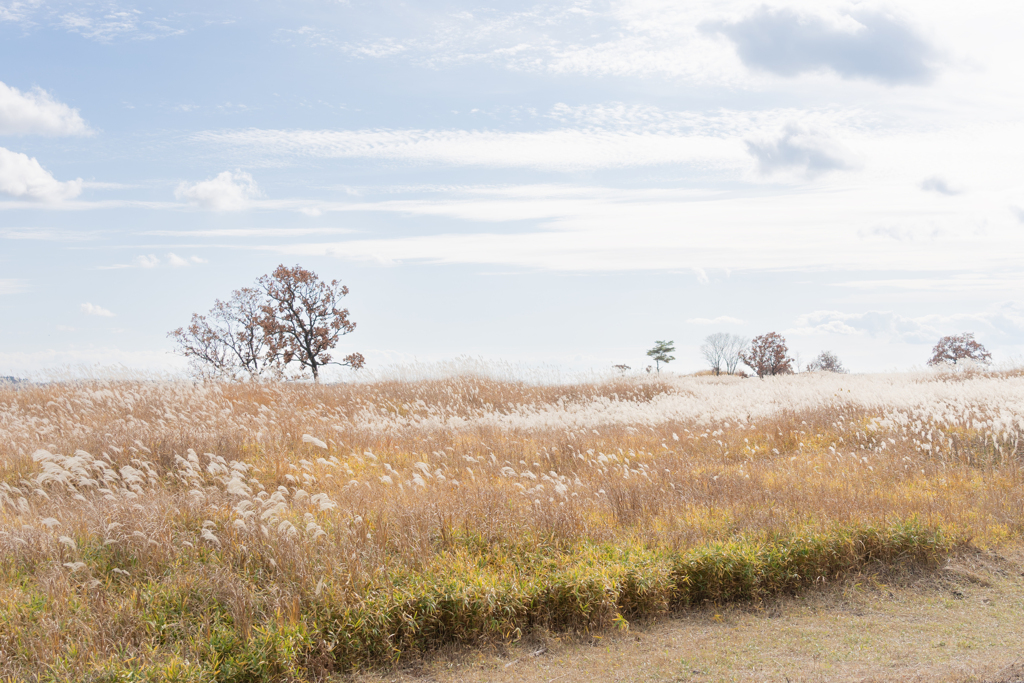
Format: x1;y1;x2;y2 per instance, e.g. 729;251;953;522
0;370;1022;680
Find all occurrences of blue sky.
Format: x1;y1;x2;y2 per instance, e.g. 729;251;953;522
2;0;1023;376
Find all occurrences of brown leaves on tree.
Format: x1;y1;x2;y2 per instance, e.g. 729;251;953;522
927;332;992;367
169;265;363;381
258;264;362;381
740;332;794;378
806;350;847;373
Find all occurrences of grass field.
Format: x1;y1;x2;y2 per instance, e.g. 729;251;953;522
1;370;1022;681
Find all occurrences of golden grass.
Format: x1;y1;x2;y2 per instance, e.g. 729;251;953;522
0;371;1022;680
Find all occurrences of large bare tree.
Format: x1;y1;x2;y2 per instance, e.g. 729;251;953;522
169;287;280;379
700;332;748;375
258;264;365;381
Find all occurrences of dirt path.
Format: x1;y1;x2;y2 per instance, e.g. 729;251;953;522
350;547;1024;683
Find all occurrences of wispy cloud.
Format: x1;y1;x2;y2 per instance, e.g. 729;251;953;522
191;126;745;172
687;316;744;325
140;227;355;238
0;227;99;240
789;304;1024;343
98;253;205;270
81;302;115;317
190;105;876;174
0;80;90;136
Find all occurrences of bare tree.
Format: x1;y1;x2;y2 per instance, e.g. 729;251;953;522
700;333;728;376
646;340;676;373
701;333;748;375
259;264;364;381
724;335;748;375
740;332;794;378
927;332;992;367
169;287;280;379
806;350;847;373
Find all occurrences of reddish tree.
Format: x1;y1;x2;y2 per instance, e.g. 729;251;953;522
927;333;991;367
806;350;847;373
258;264;364;381
740;332;794;378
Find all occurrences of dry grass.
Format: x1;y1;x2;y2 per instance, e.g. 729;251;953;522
0;370;1023;681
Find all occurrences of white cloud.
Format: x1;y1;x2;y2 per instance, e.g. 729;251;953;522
687;316;744;325
167;252;189;267
175;170;260;211
0;146;82;201
706;7;939;85
81;302;115;317
0;81;90;136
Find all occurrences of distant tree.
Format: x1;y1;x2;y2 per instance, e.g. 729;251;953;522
258;264;365;382
646;340;676;373
806;350;847;373
740;332;794;378
927;333;992;367
169;287;280;380
700;332;748;375
613;364;631;374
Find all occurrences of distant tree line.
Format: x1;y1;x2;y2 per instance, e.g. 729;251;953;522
634;330;991;378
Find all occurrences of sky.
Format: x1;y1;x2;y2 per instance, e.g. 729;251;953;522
1;0;1023;377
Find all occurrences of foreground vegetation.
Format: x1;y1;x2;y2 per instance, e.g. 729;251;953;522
1;370;1022;681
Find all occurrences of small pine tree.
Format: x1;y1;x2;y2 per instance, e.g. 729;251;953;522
646;340;676;373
